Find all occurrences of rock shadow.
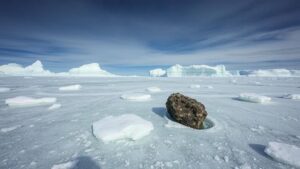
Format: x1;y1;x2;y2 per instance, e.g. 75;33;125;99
248;144;272;160
72;156;101;169
152;107;168;118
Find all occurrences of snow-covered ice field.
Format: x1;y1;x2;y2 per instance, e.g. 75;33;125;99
0;76;300;169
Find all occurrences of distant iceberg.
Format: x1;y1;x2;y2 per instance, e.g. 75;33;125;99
0;60;53;76
150;64;231;77
239;69;300;77
0;60;117;77
149;68;166;77
67;63;116;77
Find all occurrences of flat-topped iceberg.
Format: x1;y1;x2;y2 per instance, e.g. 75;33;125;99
149;64;231;77
166;64;231;77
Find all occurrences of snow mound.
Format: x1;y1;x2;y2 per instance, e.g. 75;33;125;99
51;160;77;169
0;60;53;76
190;84;201;88
264;142;300;168
92;114;153;143
237;93;271;104
59;84;82;91
0;87;10;92
68;63;115;77
166;64;231;77
283;94;300;100
1;125;21;133
48;103;62;110
149;68;166;77
120;93;151;101
146;87;162;93
5;96;57;107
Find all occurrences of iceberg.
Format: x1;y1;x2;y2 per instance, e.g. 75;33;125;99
149;68;166;77
0;61;117;77
0;60;53;76
166;64;231;77
68;63;116;77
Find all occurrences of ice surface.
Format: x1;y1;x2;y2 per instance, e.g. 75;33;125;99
166;64;231;77
1;76;300;169
149;68;166;77
146;87;161;93
92;114;153;143
0;87;10;92
264;142;300;168
5;96;57;107
283;94;300;100
237;93;271;103
48;103;62;110
59;84;82;91
68;63;116;77
120;93;151;101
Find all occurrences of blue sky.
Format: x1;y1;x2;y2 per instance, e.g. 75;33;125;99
0;0;300;75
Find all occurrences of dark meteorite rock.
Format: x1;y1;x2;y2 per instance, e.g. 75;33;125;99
166;93;207;129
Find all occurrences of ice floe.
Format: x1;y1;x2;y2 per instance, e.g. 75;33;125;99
146;87;162;93
120;93;151;101
92;114;153;143
264;142;300;168
237;93;271;104
5;96;57;107
59;84;82;91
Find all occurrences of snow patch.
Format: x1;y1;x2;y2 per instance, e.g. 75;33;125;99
92;114;153;143
48;103;62;110
0;87;10;93
1;125;21;133
237;93;271;104
264;142;300;168
5;96;56;107
120;93;151;101
146;87;161;93
59;85;82;91
149;68;166;77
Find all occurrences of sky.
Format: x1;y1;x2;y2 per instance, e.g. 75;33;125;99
0;0;300;75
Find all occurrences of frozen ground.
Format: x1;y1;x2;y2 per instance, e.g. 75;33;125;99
0;76;300;169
